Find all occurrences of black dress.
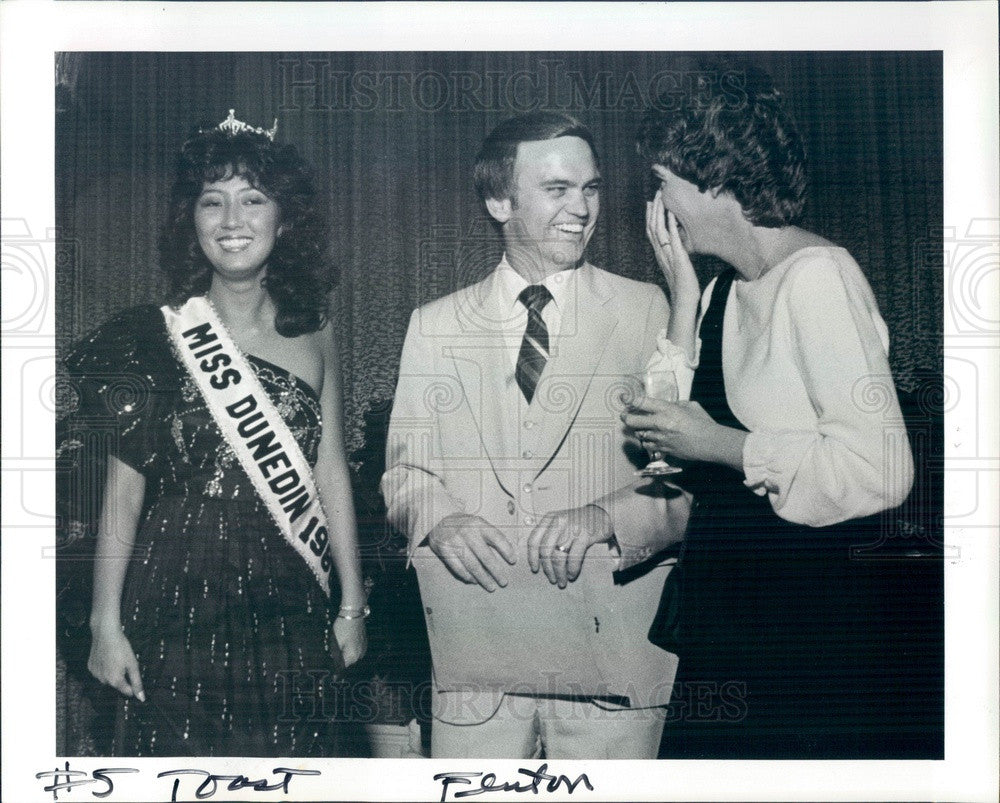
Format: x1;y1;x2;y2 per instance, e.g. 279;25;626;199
60;305;344;757
651;270;895;759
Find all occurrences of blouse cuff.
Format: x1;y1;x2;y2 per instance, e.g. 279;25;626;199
741;431;774;498
646;330;699;401
742;428;817;501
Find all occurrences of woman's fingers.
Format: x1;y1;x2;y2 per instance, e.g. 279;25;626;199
647;193;667;250
645;206;659;256
646;192;667;250
666;210;687;261
622;399;682;448
124;655;145;702
622;399;720;464
103;663;132;698
333;618;367;668
666;211;693;277
666;207;681;242
647;192;689;292
623;394;674;416
348;632;366;666
652;192;670;247
88;635;145;700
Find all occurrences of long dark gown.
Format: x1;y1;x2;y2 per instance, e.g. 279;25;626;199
651;270;915;759
62;305;344;757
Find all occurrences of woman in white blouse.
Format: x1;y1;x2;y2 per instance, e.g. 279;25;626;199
622;68;914;758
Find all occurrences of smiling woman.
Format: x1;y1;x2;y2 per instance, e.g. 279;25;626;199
194;177;282;279
58;112;368;757
624;67;918;759
161;125;332;338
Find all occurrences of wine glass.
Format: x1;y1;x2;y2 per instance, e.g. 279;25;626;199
636;368;683;477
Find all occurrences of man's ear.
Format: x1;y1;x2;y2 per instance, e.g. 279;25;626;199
485;196;512;224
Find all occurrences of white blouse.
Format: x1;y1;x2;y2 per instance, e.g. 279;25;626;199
656;246;913;527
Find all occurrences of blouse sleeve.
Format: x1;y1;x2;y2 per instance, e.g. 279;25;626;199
645;330;699;400
741;256;914;526
645;279;712;401
62;305;176;477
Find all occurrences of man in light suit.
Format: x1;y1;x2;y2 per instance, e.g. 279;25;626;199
381;112;690;758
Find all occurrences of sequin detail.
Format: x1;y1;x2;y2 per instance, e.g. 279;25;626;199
61;305;343;757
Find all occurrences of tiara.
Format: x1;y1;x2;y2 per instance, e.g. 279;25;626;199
209;109;278;141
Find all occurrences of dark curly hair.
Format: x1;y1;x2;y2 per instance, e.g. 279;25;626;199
636;66;807;227
160;126;333;336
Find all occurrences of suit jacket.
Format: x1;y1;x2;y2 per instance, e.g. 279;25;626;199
381;262;689;724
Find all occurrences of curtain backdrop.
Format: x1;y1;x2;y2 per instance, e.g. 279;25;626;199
55;51;943;754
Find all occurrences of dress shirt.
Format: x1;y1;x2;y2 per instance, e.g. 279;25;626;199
495;255;578;372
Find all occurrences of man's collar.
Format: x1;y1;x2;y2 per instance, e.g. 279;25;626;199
496;253;578;312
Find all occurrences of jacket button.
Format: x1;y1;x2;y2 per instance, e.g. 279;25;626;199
524;420;535;429
522;449;532;459
507;500;515;515
525;516;535;526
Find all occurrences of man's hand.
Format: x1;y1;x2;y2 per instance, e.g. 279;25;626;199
427;513;517;592
526;505;614;588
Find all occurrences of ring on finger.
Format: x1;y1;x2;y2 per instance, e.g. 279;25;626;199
554;543;570;553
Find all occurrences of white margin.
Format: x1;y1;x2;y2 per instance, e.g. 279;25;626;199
2;2;997;801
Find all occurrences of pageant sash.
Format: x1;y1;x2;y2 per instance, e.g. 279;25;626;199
162;296;332;597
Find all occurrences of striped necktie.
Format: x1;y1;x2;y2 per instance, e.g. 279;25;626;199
515;284;553;404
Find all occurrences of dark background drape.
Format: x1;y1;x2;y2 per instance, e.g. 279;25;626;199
55;51;943;756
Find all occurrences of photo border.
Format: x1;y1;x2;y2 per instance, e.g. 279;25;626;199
2;2;997;801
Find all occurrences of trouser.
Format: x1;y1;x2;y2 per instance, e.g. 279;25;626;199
432;694;667;759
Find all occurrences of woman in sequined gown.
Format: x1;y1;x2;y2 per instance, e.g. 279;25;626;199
70;120;367;756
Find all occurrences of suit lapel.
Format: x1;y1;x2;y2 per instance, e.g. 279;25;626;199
526;264;618;477
445;271;516;497
445;264;620;485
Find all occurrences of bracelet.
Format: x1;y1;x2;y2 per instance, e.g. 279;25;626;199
337;604;371;620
